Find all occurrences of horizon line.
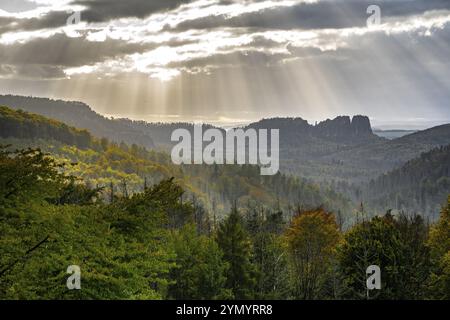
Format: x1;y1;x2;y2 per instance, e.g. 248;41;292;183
1;93;449;131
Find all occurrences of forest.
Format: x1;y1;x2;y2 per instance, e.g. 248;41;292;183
3;96;450;219
2;0;450;303
364;145;450;220
0;147;449;299
0;105;449;300
0;105;351;220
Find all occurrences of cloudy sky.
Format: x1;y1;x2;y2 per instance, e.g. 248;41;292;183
0;0;450;128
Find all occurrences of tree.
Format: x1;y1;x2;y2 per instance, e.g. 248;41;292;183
243;206;289;299
168;224;230;299
0;155;179;299
217;207;257;299
52;177;103;205
0;147;64;206
253;232;290;299
285;208;341;299
393;213;431;299
339;212;432;300
428;196;450;299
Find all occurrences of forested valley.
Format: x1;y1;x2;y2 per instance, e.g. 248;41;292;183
0;103;449;300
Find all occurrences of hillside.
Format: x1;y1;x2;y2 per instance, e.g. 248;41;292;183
248;118;450;183
364;145;450;219
319;124;450;182
2;129;448;300
0;105;351;221
3;95;450;186
0;95;155;149
240;117;450;183
394;124;450;146
373;129;418;140
116;115;389;183
0;106;94;149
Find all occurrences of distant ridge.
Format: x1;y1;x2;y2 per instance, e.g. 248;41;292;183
0;95;155;149
0;95;382;150
0;106;94;149
373;129;417;140
394;123;450;145
365;144;450;219
2;95;450;186
246;115;378;145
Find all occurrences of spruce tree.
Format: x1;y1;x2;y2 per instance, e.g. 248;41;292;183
217;207;257;299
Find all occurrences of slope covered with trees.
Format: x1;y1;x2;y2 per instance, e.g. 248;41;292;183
316;124;450;183
3;95;450;186
0;106;93;149
365;145;450;220
0;95;155;149
1;147;448;299
0;105;351;221
1;101;449;300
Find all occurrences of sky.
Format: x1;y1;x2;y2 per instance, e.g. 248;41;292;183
0;0;450;129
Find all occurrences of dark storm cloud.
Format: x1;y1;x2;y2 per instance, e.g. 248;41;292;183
1;0;450;82
0;16;15;34
0;11;71;35
171;0;450;31
2;0;449;35
0;33;151;67
0;33;155;79
0;0;195;35
72;0;194;22
0;30;198;79
162;18;450;88
0;64;67;79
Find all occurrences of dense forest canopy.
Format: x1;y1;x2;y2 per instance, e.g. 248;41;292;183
365;145;450;220
0;147;449;299
0;105;351;221
0;103;449;300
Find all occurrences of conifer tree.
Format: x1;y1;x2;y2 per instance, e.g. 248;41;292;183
217;207;257;299
169;224;229;300
428;196;450;299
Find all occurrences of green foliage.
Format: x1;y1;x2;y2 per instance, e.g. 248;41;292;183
285;209;341;299
366;145;450;218
338;212;431;300
51;177;103;205
168;224;230;300
0;106;92;149
244;207;290;299
428;196;450;299
0;95;155;149
252;232;290;299
393;214;431;299
0;148;178;299
1;203;172;299
0;147;64;207
217;208;257;299
0;103;449;300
